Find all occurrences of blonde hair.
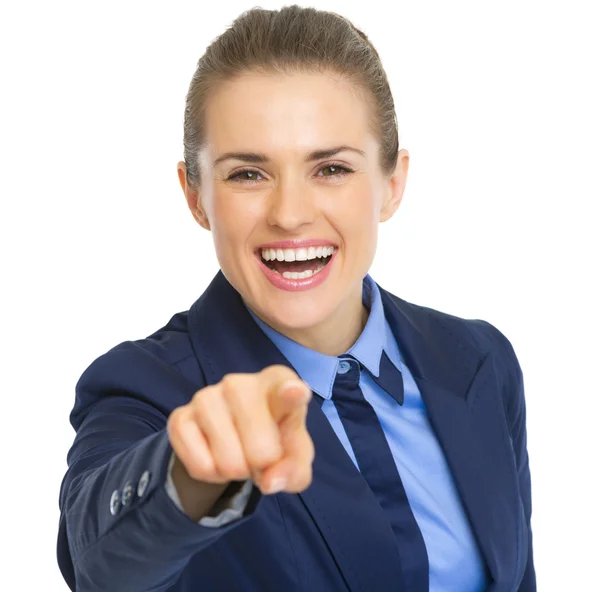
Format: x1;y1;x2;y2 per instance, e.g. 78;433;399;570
183;4;399;188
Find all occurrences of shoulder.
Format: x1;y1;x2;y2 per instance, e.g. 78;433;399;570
71;310;204;428
383;288;524;424
428;301;526;431
384;288;514;358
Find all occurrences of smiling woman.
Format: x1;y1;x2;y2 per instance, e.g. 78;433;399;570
176;68;407;352
57;5;536;592
177;63;408;352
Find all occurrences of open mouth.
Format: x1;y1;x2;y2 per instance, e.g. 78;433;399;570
257;246;336;280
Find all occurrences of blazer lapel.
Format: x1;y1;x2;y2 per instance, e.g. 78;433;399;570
378;284;525;589
187;271;523;591
188;272;405;591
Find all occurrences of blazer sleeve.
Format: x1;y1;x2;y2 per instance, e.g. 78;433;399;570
57;345;263;592
507;344;536;591
481;321;537;591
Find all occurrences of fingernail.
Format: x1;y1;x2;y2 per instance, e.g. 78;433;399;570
265;476;287;494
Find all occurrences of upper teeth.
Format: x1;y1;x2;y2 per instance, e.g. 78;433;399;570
261;245;336;262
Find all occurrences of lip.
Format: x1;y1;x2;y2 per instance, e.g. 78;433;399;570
254;247;337;292
257;238;337;251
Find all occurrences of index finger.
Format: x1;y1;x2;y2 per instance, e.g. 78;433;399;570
261;365;312;422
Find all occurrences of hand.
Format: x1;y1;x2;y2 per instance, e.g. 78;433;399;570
167;365;315;495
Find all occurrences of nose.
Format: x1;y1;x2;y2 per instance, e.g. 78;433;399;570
266;175;318;231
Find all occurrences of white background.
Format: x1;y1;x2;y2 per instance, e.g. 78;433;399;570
1;0;598;590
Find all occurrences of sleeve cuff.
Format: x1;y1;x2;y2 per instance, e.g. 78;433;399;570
164;451;255;527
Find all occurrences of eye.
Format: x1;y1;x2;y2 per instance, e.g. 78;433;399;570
225;162;354;185
226;169;264;184
317;163;353;178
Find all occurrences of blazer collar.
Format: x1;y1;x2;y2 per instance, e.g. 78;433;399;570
187;271;522;591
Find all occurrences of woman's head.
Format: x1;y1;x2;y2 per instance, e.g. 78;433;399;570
177;5;409;352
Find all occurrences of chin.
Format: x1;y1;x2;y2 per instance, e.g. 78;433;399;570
261;300;332;332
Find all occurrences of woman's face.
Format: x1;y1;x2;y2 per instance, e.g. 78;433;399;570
178;71;409;348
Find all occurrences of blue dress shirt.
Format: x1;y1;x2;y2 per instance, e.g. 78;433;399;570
167;274;492;590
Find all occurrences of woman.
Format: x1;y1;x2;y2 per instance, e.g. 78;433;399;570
57;5;535;591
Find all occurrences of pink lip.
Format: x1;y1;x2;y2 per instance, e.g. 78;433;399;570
257;238;337;250
254;248;337;292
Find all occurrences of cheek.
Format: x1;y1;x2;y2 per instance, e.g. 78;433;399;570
339;189;381;264
336;185;381;235
210;191;255;244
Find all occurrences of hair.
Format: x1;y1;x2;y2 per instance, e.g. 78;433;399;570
183;4;399;189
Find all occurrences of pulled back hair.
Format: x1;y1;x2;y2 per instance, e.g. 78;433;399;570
183;4;399;188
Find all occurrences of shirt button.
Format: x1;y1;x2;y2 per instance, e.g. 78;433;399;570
137;470;151;498
109;489;121;516
121;481;134;506
337;361;351;374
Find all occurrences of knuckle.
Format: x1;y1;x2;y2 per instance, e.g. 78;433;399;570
300;473;313;491
192;385;212;406
221;376;248;404
193;385;220;414
247;443;281;470
220;374;241;393
289;467;312;492
217;459;248;481
298;466;314;490
186;461;211;481
219;374;234;390
167;407;186;434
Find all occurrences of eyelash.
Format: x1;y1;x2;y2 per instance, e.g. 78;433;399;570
226;162;354;185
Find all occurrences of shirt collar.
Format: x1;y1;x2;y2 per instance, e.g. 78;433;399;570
244;274;399;400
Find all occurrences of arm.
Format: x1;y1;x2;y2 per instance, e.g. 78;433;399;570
479;321;536;591
57;350;262;592
506;347;536;591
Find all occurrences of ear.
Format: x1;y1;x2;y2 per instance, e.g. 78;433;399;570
177;161;211;231
380;149;409;223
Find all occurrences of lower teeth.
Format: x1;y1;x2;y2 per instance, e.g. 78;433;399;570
277;260;328;280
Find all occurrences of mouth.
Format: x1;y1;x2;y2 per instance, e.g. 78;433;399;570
256;245;335;279
254;244;337;291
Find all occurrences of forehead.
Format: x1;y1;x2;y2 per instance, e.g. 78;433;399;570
203;71;375;158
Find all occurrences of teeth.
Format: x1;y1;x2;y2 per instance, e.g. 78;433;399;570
284;249;295;262
281;259;328;279
261;245;335;262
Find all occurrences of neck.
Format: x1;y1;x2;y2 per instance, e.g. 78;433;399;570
253;284;369;356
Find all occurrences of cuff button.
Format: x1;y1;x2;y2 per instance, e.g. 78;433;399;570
121;481;134;506
109;489;121;516
137;470;151;498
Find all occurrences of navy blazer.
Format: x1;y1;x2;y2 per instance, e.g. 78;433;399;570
57;270;535;591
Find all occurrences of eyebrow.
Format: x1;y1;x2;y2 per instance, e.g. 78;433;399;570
213;145;366;167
